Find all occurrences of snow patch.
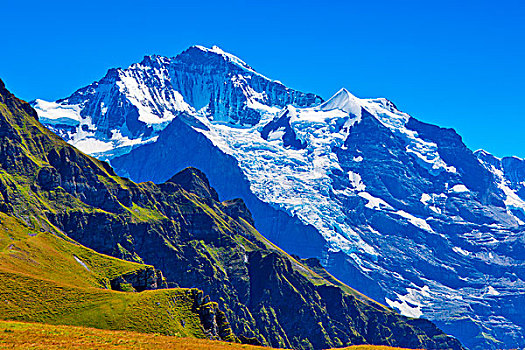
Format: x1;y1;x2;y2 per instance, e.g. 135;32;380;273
348;171;366;191
420;193;447;215
73;138;114;154
420;193;431;204
386;287;430;318
487;286;500;296
32;99;82;126
358;192;393;210
450;184;469;193
395;210;434;232
453;246;471;256
74;256;90;271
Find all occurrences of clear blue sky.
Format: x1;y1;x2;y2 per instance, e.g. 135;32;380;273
2;0;524;157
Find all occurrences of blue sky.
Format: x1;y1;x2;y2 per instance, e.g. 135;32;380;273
2;0;524;157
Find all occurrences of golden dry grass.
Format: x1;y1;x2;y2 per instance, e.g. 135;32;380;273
0;321;268;350
0;321;420;350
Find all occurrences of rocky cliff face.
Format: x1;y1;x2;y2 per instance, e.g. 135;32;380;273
477;149;525;222
170;46;322;125
1;78;463;350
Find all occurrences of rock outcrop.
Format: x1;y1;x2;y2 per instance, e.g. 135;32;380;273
110;267;167;292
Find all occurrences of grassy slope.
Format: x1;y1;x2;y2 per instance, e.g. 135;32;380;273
0;212;205;338
0;321;416;350
0;212;147;289
0;321;259;350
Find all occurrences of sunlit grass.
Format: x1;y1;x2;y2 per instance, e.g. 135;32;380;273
0;321;267;350
0;321;417;350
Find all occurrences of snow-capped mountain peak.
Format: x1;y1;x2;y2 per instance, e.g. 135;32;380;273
32;46;322;158
319;88;362;117
190;44;257;73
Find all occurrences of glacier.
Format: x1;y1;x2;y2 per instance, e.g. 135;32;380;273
33;45;525;350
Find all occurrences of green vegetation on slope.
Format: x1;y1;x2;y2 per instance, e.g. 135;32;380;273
0;212;227;340
0;212;149;289
0;271;204;337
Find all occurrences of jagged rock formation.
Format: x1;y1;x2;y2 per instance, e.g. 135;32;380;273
190;288;237;341
110;266;167;292
0;78;463;349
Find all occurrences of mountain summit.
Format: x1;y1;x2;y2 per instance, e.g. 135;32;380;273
319;88;362;116
33;46;525;349
32;45;321;159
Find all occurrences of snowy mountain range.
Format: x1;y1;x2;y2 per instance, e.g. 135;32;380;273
33;45;525;349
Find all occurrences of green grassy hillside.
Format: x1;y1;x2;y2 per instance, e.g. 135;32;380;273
0;212;233;340
0;213;149;289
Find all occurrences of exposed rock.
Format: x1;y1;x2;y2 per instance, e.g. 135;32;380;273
222;198;255;226
166;167;219;201
110;267;167;292
192;290;237;342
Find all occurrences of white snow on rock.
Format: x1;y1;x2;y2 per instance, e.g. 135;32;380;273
395;210;434;232
420;193;432;204
386;285;435;319
450;184;469;193
318;88;362;118
478;157;525;225
32;99;82;126
487;286;501;296
194;45;260;76
420;192;447;214
74;138;114;154
453;246;471;256
358;192;394;211
116;65;194;128
348;171;366;191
